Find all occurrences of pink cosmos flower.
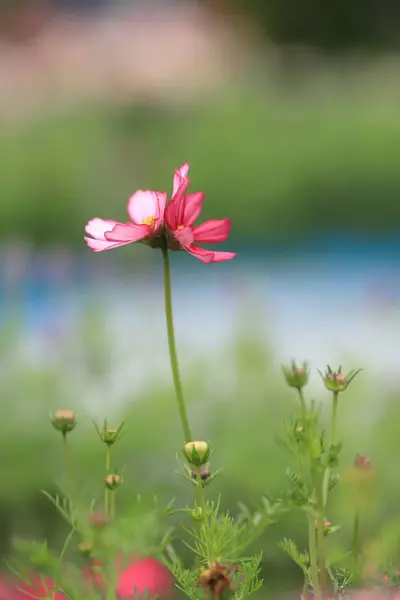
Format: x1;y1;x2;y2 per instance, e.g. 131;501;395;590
84;190;167;252
117;557;174;600
165;164;236;263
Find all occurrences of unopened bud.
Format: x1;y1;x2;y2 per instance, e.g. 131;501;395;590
89;511;109;529
354;454;373;470
105;474;122;490
191;506;203;521
191;467;210;482
318;365;362;393
78;541;93;556
314;519;333;536
282;361;309;389
183;441;210;467
51;409;77;433
94;419;124;445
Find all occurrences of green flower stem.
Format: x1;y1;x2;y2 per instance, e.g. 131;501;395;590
329;391;339;446
323;391;339;508
297;387;307;417
62;432;76;492
105;444;111;515
308;515;321;600
353;508;360;567
162;246;192;443
316;484;328;598
110;490;116;520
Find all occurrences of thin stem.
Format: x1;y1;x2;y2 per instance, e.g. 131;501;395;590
302;573;308;600
316;512;328;598
105;444;111;516
62;432;76;492
110;490;116;521
297;387;307;417
162;247;192;443
308;515;321;600
353;508;360;566
323;391;340;508
329;391;339;447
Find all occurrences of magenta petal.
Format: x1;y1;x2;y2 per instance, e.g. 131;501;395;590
105;222;150;242
173;163;190;195
165;178;190;230
183;192;204;227
208;250;236;262
192;219;231;243
186;244;215;263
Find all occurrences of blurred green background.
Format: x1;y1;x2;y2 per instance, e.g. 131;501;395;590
1;0;400;596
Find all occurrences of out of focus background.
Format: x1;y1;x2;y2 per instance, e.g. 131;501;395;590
1;0;400;596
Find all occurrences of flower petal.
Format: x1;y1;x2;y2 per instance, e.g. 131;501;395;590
165;177;190;230
183;192;204;227
208;250;236;262
154;192;168;228
85;218;117;240
105;222;150;242
186;244;215;263
192;219;231;243
173;163;190;195
187;244;236;263
127;190;161;224
84;237;132;252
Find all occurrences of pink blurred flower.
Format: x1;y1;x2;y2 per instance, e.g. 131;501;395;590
14;577;66;599
117;557;174;600
165;164;236;263
84;190;167;252
84;554;174;600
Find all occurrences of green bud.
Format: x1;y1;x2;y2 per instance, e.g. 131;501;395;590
191;506;203;521
318;365;362;393
105;474;122;490
94;419;124;445
183;441;210;467
282;361;309;389
51;409;77;434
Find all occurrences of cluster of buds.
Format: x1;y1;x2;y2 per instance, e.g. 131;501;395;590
282;361;309;389
51;409;77;434
105;473;122;491
94;419;124;446
318;365;362;393
197;561;239;600
183;441;210;467
191;467;210;482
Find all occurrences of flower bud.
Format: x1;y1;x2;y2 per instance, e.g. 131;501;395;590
354;454;373;470
51;409;77;433
94;419;124;445
318;365;362;393
89;511;109;529
105;474;122;490
314;519;333;536
282;361;309;389
191;467;210;482
191;506;204;521
183;441;210;467
78;541;93;556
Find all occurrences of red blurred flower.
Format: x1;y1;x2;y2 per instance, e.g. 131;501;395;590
117;557;174;600
165;164;235;263
13;577;66;599
84;555;174;600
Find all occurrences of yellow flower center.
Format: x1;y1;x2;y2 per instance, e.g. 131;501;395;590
177;225;184;230
141;216;156;228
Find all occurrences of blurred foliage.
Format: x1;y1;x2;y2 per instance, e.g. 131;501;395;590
1;304;400;598
230;0;400;51
1;77;400;247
